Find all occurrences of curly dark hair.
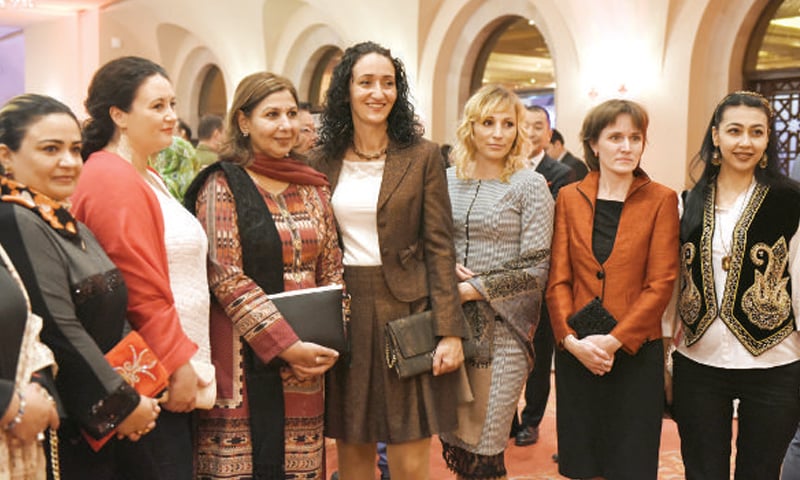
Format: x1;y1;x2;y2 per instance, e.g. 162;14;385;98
82;56;169;160
317;41;423;159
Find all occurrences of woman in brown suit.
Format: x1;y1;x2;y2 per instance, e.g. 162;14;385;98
546;99;679;480
310;41;468;480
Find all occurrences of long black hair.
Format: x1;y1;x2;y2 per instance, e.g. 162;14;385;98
681;91;798;240
317;41;423;160
82;56;169;160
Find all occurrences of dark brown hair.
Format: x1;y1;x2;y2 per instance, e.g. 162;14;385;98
580;99;649;171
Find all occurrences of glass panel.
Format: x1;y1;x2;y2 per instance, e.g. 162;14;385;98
309;48;342;108
756;0;800;71
198;66;227;118
479;18;554;90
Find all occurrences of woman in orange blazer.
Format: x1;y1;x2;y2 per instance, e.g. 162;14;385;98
546;99;679;480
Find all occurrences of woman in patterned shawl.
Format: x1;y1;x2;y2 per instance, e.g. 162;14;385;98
184;72;342;479
439;84;553;480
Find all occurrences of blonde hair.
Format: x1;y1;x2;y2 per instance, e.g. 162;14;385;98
452;84;528;182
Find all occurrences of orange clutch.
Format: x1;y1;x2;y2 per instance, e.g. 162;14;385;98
83;330;169;451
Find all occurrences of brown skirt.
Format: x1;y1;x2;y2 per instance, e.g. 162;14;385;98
325;265;463;443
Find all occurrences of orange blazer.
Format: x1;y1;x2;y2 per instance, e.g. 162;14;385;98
546;171;679;355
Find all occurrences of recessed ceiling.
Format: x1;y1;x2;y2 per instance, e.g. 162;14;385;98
0;0;118;29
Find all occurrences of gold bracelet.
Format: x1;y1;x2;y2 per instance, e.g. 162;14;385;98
4;390;25;432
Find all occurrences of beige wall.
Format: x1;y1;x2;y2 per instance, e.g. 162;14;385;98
18;0;772;191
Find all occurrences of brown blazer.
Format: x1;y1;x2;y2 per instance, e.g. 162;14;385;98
546;171;679;354
309;139;468;338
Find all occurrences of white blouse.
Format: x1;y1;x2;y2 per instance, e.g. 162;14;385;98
144;170;214;383
331;160;385;266
674;183;800;369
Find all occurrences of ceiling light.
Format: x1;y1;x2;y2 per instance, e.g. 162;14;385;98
0;0;35;7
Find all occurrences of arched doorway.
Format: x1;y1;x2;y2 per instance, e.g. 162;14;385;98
308;46;343;109
471;16;555;119
746;0;800;174
198;65;227;118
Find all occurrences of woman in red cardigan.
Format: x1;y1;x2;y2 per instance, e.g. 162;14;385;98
546;99;679;480
71;57;207;479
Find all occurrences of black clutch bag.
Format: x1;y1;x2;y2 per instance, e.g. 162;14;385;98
567;297;617;339
384;311;477;379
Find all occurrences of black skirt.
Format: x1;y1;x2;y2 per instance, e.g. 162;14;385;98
554;339;664;480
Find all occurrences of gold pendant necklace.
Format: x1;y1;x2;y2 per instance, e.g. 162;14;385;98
716;185;750;272
352;145;387;161
722;253;732;272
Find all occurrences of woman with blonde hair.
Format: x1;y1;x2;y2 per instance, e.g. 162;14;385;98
438;84;553;480
184;71;342;479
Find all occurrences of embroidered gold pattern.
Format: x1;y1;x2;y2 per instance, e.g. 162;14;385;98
114;345;159;385
678;243;701;325
741;237;791;330
683;182;769;347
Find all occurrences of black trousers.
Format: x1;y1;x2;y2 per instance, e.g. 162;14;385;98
673;352;800;480
520;305;554;428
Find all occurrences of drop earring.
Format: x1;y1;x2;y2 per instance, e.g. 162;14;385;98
711;149;721;166
759;153;768;169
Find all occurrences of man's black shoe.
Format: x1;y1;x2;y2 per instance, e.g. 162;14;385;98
514;425;539;446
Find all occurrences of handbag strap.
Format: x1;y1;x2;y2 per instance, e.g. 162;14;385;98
49;427;60;480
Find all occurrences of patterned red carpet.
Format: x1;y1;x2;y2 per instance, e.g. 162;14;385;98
325;372;695;479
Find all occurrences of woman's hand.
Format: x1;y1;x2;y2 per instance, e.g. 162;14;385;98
6;383;59;444
457;282;483;304
161;361;198;412
564;334;614;376
583;334;623;361
433;336;464;376
117;394;160;442
455;263;475;281
279;341;339;380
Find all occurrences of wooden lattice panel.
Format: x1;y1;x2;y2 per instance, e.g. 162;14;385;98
751;78;800;175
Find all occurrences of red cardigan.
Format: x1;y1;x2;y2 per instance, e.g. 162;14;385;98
546;171;679;355
71;151;197;374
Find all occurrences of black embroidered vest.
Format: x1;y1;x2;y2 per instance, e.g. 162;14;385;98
678;182;800;355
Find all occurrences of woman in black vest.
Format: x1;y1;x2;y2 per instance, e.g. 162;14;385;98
184;72;342;479
673;91;800;479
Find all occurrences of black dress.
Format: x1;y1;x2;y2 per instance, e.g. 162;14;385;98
0;198;142;479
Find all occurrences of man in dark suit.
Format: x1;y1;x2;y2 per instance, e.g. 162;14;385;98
548;128;589;180
522;106;575;198
512;106;573;447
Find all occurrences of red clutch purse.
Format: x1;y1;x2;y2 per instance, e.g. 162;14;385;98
83;331;169;451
